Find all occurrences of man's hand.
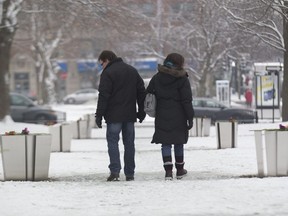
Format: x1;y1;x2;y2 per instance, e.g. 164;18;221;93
187;119;193;130
137;111;146;123
95;115;103;128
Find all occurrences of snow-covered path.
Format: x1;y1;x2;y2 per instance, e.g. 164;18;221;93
0;106;288;216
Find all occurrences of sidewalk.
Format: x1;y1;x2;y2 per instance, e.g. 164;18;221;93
0;120;288;215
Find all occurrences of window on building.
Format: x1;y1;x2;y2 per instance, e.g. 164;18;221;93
14;72;30;95
170;3;182;13
142;3;155;16
127;2;155;17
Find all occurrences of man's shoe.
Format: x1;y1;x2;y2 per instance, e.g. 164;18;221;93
176;169;187;180
107;173;120;181
126;176;134;181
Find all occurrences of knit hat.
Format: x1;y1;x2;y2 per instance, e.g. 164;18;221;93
163;53;184;70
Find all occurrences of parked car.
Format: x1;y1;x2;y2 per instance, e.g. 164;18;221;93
10;92;66;125
63;88;98;104
192;97;258;124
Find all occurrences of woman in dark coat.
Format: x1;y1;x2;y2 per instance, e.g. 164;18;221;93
146;53;194;180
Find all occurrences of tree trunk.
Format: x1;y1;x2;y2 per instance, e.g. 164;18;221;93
282;8;288;121
41;66;49;104
198;75;207;97
0;32;13;120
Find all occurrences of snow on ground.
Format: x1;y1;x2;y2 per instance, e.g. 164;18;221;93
0;103;288;216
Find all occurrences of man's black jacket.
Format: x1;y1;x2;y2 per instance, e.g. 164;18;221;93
96;58;146;123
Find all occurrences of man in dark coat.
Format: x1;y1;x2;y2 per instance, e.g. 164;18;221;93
146;53;194;180
95;50;146;181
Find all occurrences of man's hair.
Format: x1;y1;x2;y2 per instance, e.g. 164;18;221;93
98;50;117;62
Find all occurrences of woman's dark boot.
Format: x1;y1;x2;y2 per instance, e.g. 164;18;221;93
175;156;187;179
175;162;187;179
164;162;173;180
163;156;173;180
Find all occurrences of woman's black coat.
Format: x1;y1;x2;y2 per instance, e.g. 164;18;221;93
146;65;194;145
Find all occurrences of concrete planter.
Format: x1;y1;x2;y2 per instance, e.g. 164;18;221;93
70;121;78;139
83;114;95;137
0;134;51;181
77;119;89;139
216;121;238;149
49;123;72;152
189;117;211;137
254;130;288;177
71;118;94;139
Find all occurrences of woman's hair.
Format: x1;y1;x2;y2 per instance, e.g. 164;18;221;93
98;50;117;62
163;53;184;69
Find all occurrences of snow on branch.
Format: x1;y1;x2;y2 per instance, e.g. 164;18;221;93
3;0;23;33
0;0;3;22
220;3;285;51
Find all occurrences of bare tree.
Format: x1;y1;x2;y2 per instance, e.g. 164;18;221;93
21;0;77;104
176;0;251;96
0;0;146;121
122;0;253;96
0;0;23;121
14;0;144;104
216;0;288;120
